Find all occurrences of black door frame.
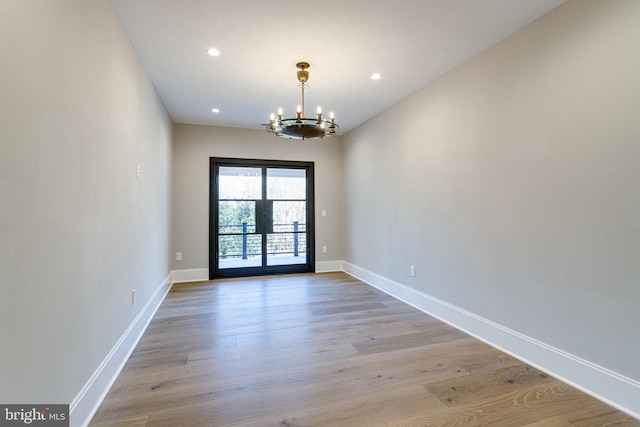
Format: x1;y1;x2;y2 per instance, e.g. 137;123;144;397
209;157;315;279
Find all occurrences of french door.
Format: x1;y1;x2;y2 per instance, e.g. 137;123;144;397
210;158;315;279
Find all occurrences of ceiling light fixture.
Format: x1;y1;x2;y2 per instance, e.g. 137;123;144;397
371;73;382;80
206;48;220;57
266;62;339;140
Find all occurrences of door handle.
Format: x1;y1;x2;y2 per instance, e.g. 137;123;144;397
255;200;265;234
265;200;274;234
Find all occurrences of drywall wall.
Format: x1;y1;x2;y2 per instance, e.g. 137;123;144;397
343;0;639;390
0;0;172;417
172;124;345;272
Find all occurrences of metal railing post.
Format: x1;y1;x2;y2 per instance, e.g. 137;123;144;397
242;222;247;259
293;221;299;257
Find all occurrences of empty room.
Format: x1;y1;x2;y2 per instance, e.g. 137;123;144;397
1;0;639;426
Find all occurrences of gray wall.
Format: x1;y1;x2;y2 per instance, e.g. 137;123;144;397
0;0;172;405
343;0;640;381
172;124;345;271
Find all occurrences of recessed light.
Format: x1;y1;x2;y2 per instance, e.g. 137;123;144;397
211;108;220;113
371;73;382;80
206;48;220;57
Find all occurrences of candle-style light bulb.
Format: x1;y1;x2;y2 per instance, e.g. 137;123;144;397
269;112;277;130
329;111;335;122
297;105;302;113
317;106;322;114
278;107;283;120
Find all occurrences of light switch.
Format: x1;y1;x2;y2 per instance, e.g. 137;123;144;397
321;209;327;217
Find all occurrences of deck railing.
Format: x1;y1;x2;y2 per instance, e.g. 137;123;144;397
219;222;306;259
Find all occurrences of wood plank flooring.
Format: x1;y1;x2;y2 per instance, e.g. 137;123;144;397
90;272;639;426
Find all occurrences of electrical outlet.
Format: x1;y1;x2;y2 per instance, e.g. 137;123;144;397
132;289;136;305
176;252;182;261
322;246;328;253
410;265;416;277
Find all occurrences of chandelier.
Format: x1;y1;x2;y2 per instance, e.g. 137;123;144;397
266;62;339;140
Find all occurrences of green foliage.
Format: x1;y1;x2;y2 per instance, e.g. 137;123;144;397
218;201;257;257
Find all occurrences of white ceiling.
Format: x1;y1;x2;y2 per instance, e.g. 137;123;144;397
109;0;566;134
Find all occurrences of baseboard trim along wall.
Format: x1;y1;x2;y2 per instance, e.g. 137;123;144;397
71;263;640;426
342;261;640;420
171;268;209;283
316;260;344;273
171;261;344;282
71;273;173;427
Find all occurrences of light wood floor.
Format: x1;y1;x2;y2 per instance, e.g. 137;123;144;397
90;272;639;426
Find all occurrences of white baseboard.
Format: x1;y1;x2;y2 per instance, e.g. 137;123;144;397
170;263;344;280
316;260;344;273
171;268;209;283
342;261;640;420
70;263;640;425
70;273;173;427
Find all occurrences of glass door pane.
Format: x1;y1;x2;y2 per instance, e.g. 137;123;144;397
266;168;307;266
217;167;262;270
